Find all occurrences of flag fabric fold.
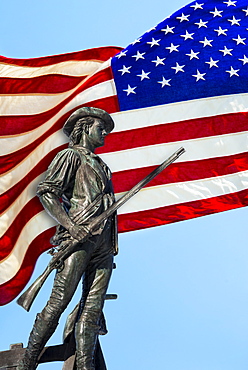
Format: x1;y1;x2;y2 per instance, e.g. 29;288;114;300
1;0;248;304
0;46;122;304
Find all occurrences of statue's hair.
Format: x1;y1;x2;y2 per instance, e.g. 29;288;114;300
69;116;95;145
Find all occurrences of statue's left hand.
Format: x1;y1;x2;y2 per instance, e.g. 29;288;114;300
68;224;90;241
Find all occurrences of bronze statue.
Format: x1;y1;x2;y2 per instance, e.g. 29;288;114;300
18;107;118;370
17;103;185;369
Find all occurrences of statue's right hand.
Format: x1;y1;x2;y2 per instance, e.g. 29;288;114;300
68;224;90;241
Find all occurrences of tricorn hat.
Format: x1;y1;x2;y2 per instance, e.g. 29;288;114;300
63;107;115;137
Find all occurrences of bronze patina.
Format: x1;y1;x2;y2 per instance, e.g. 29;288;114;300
17;105;185;369
17;107;118;370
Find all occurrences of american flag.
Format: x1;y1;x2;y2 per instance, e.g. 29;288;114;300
1;0;248;304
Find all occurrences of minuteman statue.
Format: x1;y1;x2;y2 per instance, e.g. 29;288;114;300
18;107;118;370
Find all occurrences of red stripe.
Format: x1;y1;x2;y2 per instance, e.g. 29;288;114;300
0;97;119;175
0;198;44;260
1;152;247;259
97;111;248;154
1;109;246;174
118;188;248;233
112;152;248;193
0;145;67;214
0;111;69;174
0;228;54;305
0;75;86;94
1;188;248;305
2;107;245;171
0;47;122;67
0;68;115;136
2;152;248;216
81;67;114;90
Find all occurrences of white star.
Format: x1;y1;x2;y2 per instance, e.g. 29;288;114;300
242;7;248;16
192;69;206;81
118;65;132;75
171;62;185;73
195;19;208;28
161;25;175;35
176;13;190;22
232;35;246;45
190;2;204;10
147;38;161;47
116;50;127;59
161;25;175;34
137;70;151;81
186;49;200;60
131;38;141;45
180;30;194;40
158;76;171;87
239;55;248;64
151;56;166;66
166;43;180;53
226;66;240;77
132;51;146;61
123;85;137;95
223;0;237;6
199;37;213;47
214;26;228;36
219;46;233;56
228;16;241;26
205;57;219;68
210;7;223;17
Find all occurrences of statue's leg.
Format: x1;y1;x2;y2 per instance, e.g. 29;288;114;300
75;228;113;370
18;243;94;370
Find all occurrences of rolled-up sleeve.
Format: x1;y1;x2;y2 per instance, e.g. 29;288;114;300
37;149;81;198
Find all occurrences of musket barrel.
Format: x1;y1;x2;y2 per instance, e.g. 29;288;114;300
89;147;185;232
17;147;185;311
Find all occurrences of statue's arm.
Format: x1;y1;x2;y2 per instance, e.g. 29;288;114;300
37;149;89;241
39;192;73;230
40;192;88;241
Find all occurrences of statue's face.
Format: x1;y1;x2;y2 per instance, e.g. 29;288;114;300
87;118;108;148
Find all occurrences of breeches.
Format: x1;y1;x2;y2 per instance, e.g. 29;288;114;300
40;224;114;341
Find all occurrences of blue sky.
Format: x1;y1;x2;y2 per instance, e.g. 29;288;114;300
1;1;248;369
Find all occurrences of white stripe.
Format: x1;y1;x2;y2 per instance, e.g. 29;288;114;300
1;170;247;284
0;80;116;155
117;170;248;214
0;211;56;284
1;131;248;233
101;131;248;172
111;92;248;132
1;130;248;193
0;89;77;116
0;69;113;117
0;175;43;237
0;130;67;194
0;60;103;78
1;89;246;153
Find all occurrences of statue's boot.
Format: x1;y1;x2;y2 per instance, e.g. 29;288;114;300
75;314;99;370
17;312;58;370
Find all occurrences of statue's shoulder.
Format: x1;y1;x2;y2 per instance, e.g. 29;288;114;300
46;147;82;174
54;147;82;162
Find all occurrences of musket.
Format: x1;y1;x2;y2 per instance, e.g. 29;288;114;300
17;147;185;311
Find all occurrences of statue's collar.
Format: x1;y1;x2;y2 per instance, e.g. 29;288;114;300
72;145;99;159
72;145;111;179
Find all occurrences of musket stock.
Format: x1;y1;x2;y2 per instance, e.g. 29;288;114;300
17;265;51;312
17;147;185;311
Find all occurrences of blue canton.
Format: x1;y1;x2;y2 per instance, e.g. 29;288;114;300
111;0;248;111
